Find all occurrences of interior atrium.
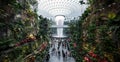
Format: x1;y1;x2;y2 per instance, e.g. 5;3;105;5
0;0;120;62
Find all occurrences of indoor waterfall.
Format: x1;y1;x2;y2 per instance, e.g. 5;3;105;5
47;16;75;62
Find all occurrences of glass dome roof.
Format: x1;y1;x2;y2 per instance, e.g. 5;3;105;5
37;0;88;19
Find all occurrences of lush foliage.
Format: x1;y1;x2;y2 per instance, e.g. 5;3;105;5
0;0;50;62
69;0;120;62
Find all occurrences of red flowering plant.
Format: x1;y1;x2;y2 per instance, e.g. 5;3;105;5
73;42;77;48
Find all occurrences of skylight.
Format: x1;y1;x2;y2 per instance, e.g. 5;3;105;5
37;0;88;19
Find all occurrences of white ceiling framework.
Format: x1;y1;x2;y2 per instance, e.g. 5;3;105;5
37;0;88;19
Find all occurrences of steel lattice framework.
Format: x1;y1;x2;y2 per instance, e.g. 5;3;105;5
37;0;88;18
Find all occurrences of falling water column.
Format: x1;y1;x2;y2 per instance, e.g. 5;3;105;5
55;16;65;37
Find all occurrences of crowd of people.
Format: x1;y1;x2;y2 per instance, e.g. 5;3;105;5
47;39;73;62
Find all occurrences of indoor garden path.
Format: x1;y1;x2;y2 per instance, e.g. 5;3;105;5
0;0;120;62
